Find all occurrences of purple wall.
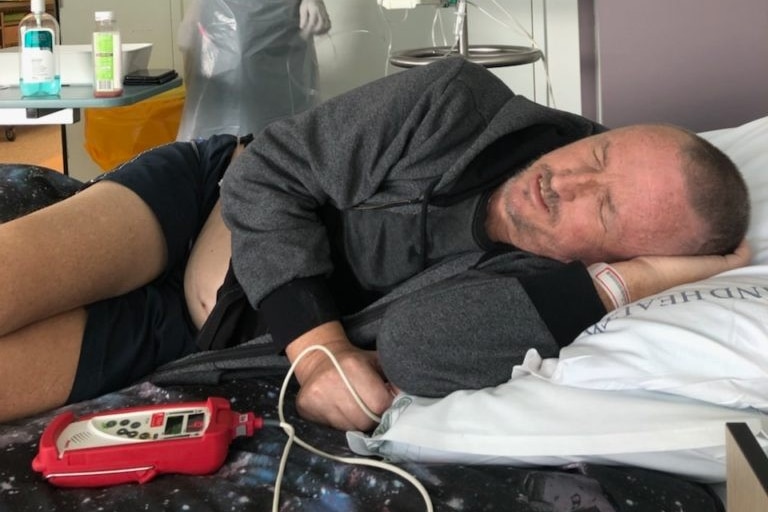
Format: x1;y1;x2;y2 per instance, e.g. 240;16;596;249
582;0;768;132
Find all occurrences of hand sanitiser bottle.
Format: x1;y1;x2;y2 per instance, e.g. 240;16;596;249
18;0;61;96
92;11;123;97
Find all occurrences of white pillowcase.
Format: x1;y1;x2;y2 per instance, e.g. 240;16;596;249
348;115;768;480
525;266;768;410
348;376;767;482
701;115;768;265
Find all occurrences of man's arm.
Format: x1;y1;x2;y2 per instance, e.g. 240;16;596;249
596;239;752;311
375;241;752;397
375;261;589;397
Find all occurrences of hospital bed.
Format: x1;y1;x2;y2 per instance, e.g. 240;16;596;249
1;114;767;511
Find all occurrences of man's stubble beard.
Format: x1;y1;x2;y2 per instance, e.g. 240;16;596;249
500;168;561;259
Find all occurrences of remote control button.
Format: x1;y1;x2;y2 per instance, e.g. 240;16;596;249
150;413;165;428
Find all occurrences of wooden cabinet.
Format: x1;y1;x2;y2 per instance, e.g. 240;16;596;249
1;13;21;47
726;423;768;512
0;1;56;49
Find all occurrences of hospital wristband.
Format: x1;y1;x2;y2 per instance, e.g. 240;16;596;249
587;263;631;310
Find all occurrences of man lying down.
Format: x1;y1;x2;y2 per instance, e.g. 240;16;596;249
0;57;750;432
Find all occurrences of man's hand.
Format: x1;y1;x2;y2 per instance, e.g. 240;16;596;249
603;238;752;309
299;0;331;38
285;322;393;431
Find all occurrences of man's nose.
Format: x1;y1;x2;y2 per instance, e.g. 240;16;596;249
551;171;600;201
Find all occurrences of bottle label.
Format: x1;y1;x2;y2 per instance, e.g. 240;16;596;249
21;29;55;83
93;32;121;92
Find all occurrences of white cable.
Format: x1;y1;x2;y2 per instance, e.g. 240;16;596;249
485;0;558;108
484;0;535;41
376;1;399;76
316;29;384;79
431;7;448;48
271;344;434;512
472;0;557;108
454;0;467;41
445;2;463;56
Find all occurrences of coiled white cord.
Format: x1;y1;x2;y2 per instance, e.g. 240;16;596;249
271;344;434;512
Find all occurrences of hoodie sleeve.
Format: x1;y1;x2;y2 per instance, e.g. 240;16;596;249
220;58;513;344
376;259;606;397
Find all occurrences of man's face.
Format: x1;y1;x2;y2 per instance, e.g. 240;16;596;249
488;125;706;264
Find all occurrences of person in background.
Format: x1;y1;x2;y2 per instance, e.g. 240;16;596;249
176;0;331;140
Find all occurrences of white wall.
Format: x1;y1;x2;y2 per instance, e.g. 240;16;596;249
589;0;768;131
315;0;582;111
59;0;582;181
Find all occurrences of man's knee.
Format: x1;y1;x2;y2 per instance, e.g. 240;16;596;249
0;308;85;422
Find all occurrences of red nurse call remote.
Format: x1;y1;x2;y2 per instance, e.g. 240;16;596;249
32;397;263;487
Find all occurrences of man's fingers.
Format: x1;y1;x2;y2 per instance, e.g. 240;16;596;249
292;350;393;431
730;238;751;265
295;387;379;431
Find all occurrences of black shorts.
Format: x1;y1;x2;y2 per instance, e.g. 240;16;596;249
68;134;240;403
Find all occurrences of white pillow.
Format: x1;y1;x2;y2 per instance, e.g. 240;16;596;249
348;376;768;483
525;266;768;410
701;115;768;264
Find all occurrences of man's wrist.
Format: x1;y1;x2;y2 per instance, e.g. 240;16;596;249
284;321;352;381
588;263;631;310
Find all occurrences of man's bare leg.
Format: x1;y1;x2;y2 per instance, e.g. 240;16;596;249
0;181;167;336
0;308;85;422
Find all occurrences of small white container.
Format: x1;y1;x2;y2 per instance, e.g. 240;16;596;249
0;43;152;87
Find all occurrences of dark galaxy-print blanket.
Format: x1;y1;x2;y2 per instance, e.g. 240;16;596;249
0;377;724;512
0;164;80;222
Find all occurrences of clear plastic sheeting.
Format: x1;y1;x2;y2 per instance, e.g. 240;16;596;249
177;0;320;140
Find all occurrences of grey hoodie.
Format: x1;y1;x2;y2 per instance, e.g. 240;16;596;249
219;57;607;396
